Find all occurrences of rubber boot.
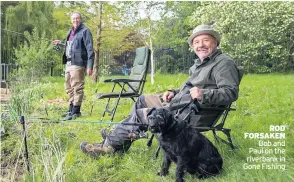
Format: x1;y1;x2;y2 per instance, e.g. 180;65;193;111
61;103;73;117
64;105;81;120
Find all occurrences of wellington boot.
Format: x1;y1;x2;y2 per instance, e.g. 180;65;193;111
64;105;81;120
61;103;73;117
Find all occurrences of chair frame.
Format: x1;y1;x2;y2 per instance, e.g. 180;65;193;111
148;103;238;160
194;104;236;148
98;47;151;122
100;78;147;122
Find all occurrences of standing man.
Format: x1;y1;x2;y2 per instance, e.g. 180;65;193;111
80;24;242;158
53;12;94;120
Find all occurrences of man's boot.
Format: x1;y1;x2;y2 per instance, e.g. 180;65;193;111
80;118;138;159
80;140;115;159
64;105;81;120
61;103;73;117
80;96;149;159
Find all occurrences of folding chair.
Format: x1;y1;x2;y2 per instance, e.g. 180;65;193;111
194;103;238;149
205;66;243;149
97;47;151;122
148;66;244;159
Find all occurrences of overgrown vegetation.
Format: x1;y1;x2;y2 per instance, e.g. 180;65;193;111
2;1;294;74
10;28;59;83
1;1;294;181
1;73;294;181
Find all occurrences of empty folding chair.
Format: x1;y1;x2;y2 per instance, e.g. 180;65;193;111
97;47;151;122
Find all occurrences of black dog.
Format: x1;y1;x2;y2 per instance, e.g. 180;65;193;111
147;108;223;182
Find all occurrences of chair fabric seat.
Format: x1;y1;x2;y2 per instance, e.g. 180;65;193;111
96;47;151;122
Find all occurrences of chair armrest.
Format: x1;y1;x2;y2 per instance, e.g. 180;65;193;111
103;79;113;83
104;78;144;83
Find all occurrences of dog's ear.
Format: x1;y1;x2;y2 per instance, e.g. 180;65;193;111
147;108;156;116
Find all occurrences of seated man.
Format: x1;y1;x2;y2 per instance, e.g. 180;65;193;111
81;24;242;158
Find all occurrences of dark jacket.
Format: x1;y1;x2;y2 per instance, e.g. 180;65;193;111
170;49;242;127
62;23;94;69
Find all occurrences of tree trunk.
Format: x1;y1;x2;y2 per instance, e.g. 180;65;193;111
92;2;103;83
147;16;155;85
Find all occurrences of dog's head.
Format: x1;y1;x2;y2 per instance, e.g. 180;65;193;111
147;108;175;134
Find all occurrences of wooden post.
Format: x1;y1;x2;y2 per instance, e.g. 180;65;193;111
20;116;30;173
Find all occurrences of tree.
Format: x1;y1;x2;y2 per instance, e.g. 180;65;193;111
152;2;201;74
118;1;168;84
2;1;55;54
91;2;103;83
1;1;19;53
188;1;294;73
153;1;201;49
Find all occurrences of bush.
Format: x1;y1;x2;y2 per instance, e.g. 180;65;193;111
11;28;59;82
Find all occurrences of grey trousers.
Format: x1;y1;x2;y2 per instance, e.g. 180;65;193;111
103;95;222;153
104;95;165;152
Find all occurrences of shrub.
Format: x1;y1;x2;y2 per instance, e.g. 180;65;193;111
11;28;59;83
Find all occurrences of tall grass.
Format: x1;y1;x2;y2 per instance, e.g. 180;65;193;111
1;73;294;182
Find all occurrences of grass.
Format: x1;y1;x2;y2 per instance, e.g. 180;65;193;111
1;73;294;182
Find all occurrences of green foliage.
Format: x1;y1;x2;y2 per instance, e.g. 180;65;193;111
2;1;294;93
3;1;55;51
154;1;201;49
156;54;176;73
188;1;294;73
51;3;72;40
52;2;143;52
0;114;21;164
12;28;59;82
100;64;111;76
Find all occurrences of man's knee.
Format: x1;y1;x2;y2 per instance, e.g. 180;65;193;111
143;94;163;108
103;124;135;152
136;94;163;109
136;108;153;125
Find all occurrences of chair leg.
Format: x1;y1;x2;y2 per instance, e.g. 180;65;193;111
110;96;122;122
100;98;111;121
222;129;238;150
131;97;136;102
212;130;219;143
152;146;161;160
212;129;238;150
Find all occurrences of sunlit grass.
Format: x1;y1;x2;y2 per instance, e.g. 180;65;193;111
2;73;294;182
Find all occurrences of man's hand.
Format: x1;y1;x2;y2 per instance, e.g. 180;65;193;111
87;69;93;76
189;87;202;101
52;40;61;45
161;91;175;102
